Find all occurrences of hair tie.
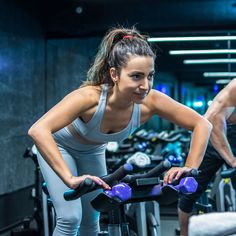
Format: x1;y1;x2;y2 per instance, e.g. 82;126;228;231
123;35;134;39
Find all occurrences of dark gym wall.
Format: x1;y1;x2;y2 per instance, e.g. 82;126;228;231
0;2;101;229
46;38;100;109
0;1;45;195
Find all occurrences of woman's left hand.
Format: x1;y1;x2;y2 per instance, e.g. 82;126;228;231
163;166;193;185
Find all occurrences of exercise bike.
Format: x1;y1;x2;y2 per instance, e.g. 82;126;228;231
64;160;198;236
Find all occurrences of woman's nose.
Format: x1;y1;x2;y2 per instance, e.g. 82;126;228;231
140;78;150;90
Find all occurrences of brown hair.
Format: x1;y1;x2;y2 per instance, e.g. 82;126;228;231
83;26;156;86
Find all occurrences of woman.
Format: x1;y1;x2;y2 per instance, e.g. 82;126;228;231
28;27;212;236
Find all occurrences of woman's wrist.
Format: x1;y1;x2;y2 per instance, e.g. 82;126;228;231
64;174;75;188
184;163;198;169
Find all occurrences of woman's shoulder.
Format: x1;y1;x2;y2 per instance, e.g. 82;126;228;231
73;85;102;104
77;85;102;92
145;88;167;100
142;89;173;110
78;84;102;95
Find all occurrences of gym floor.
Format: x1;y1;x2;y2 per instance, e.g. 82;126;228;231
0;217;179;236
4;221;179;236
161;215;179;236
0;207;180;236
160;203;180;236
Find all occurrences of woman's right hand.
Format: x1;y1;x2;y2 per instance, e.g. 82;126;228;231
68;175;111;190
230;158;236;168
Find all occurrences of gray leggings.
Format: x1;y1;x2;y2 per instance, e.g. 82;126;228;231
37;144;107;236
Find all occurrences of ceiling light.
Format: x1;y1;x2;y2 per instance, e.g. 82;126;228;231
184;59;236;64
207;100;213;106
203;72;236;77
75;6;83;14
216;79;232;84
169;49;236;55
147;36;236;42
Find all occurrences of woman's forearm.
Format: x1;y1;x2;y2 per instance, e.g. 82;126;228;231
184;118;212;169
28;125;73;186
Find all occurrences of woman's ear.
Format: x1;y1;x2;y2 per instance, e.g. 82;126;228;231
109;67;119;83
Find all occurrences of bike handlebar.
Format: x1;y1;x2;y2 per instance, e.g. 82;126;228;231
221;168;236;178
171;168;199;185
64;163;133;201
122;159;171;184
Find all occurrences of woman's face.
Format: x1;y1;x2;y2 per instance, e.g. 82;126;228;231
116;55;155;103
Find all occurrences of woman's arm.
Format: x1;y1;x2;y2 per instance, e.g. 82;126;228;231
144;90;212;183
28;87;110;189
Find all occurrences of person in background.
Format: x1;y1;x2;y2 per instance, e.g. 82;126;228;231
178;78;236;236
28;26;212;236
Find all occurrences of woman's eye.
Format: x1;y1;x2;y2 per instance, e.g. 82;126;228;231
132;74;141;80
131;73;154;81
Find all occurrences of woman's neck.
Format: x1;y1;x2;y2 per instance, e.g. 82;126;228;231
107;86;133;110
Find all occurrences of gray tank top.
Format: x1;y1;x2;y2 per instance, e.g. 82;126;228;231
71;84;141;143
